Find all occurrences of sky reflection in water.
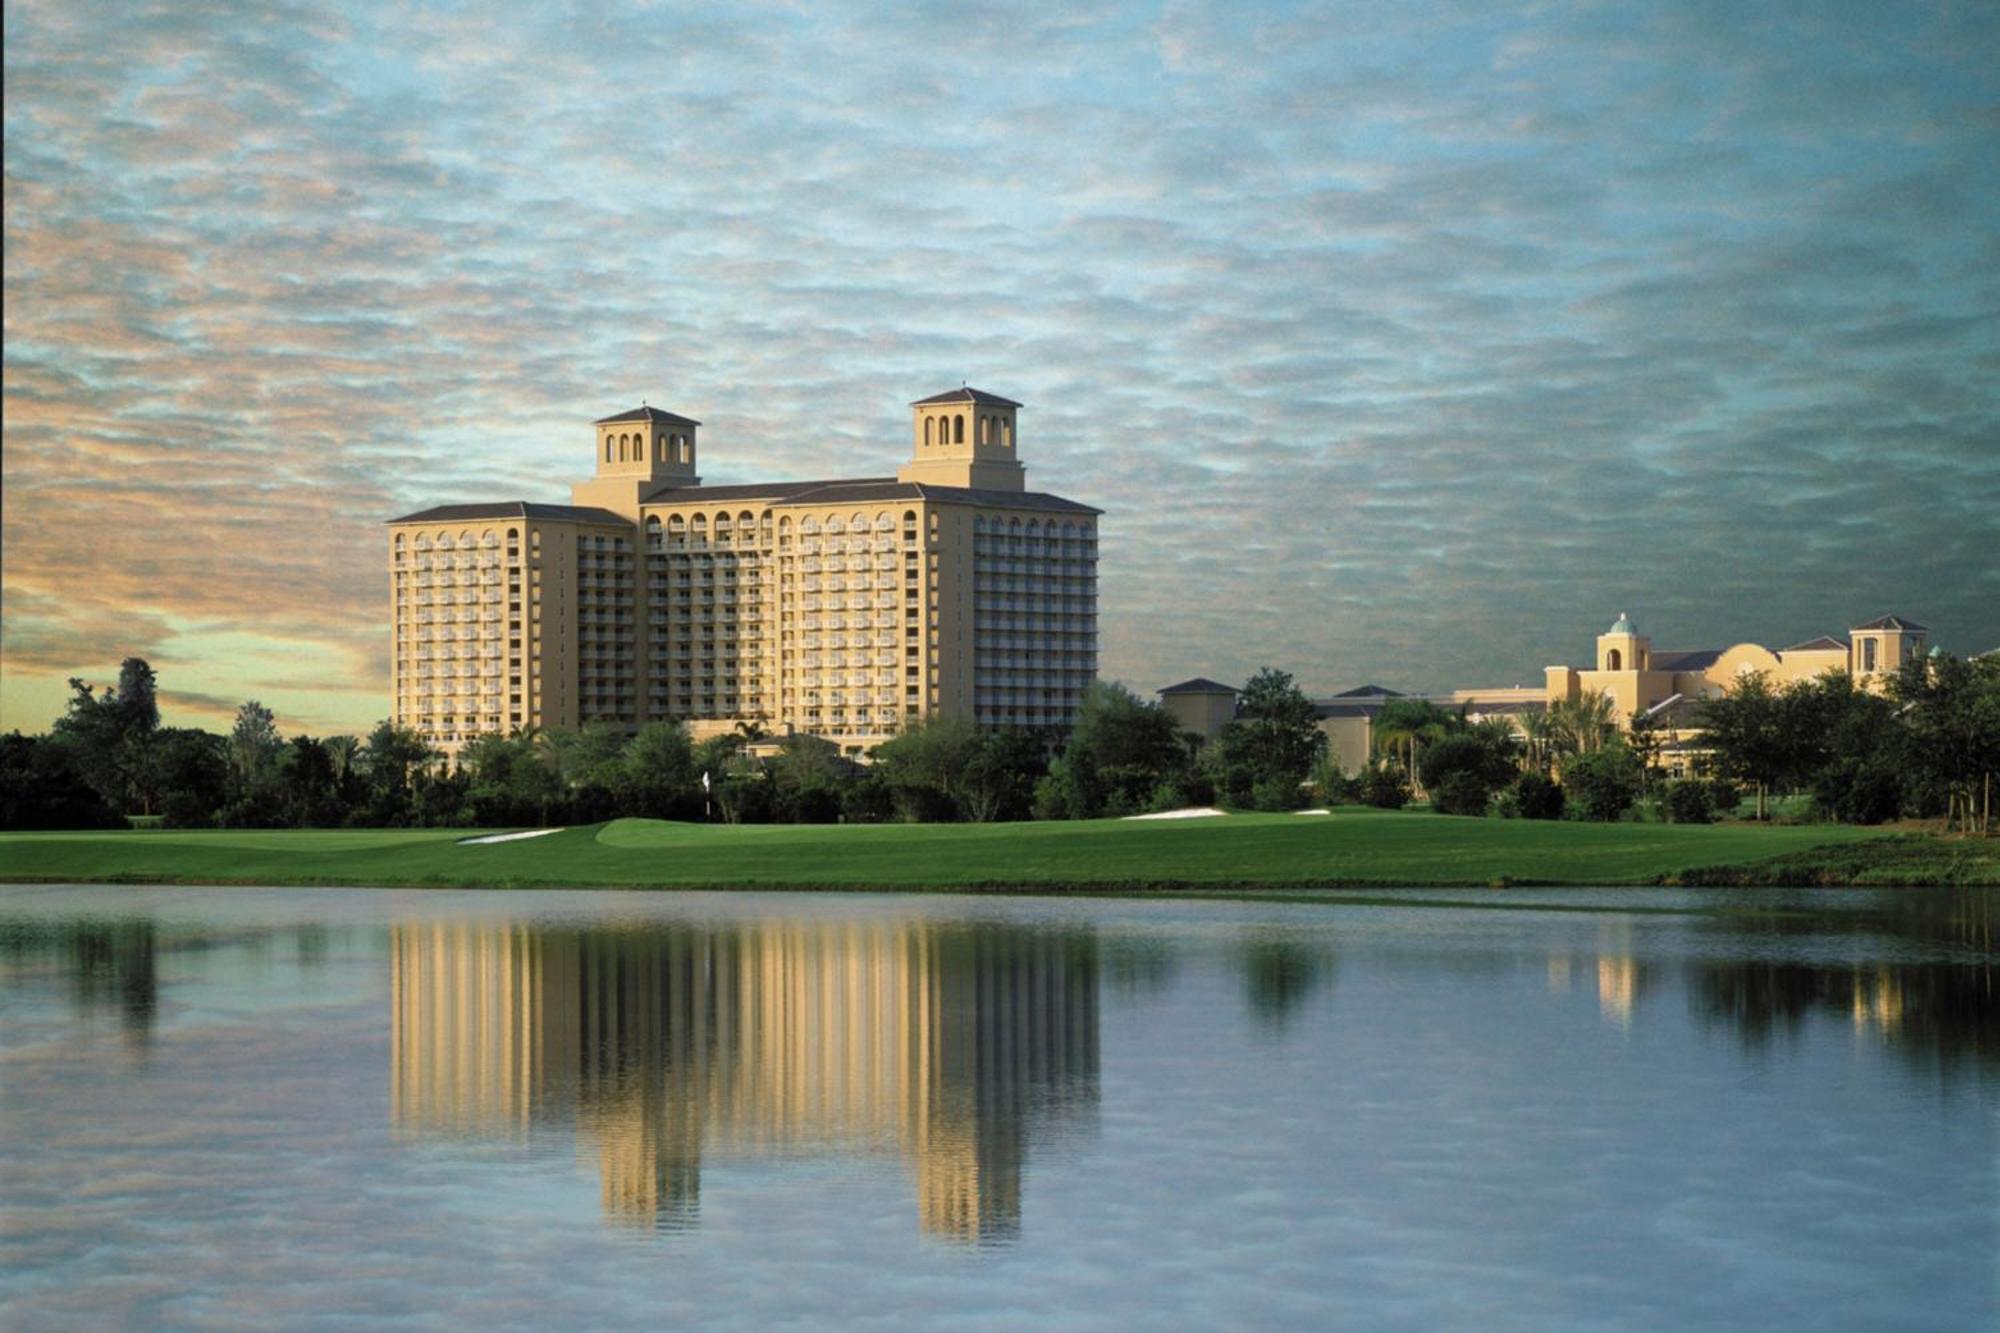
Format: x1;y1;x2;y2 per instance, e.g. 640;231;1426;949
0;887;1992;1329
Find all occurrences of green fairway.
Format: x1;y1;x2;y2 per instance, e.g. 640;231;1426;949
0;809;1972;890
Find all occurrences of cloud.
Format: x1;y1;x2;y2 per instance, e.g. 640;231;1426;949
3;0;1996;734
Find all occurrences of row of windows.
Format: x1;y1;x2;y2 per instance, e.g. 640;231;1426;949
921;413;1012;448
605;430;692;465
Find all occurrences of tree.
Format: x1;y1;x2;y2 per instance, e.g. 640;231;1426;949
1039;683;1187;818
115;658;160;734
622;722;698;818
0;733;126;830
362;721;434;824
1891;652;2000;834
767;732;845;823
1355;761;1410;810
280;736;340;826
1548;690;1618;758
1698;672;1789;820
1561;742;1644;822
1215;668;1326;801
872;715;984;821
959;729;1046;822
222;701;286;826
1418;730;1518;817
1371;698;1457;796
155;728;230;827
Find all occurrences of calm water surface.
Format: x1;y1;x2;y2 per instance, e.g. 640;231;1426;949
1;885;1993;1329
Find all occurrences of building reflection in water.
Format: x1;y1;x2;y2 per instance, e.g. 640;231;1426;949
389;919;1100;1242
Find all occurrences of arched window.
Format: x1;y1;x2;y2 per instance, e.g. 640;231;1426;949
1607;649;1623;671
1001;416;1013;448
924;417;933;448
656;433;667;462
954;414;965;444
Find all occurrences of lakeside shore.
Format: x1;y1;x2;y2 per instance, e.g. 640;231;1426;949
3;812;1994;892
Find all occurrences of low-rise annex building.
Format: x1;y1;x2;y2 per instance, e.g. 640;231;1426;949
1160;612;1934;777
388;388;1101;759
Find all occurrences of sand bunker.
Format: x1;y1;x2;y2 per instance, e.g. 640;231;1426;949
1122;807;1228;820
458;828;565;845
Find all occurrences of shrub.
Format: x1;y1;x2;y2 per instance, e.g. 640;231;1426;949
1704;779;1742;817
1811;760;1903;825
1430;771;1495;817
1356;762;1410;810
1509;772;1565;821
1663;780;1713;824
1250;776;1310;811
1562;745;1643;822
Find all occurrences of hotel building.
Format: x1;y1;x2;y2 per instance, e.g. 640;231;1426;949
387;388;1100;757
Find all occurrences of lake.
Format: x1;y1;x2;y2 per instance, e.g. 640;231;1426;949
0;885;1992;1329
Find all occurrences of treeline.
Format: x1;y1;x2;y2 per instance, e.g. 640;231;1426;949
8;654;1993;832
1698;655;2000;830
2;662;1330;830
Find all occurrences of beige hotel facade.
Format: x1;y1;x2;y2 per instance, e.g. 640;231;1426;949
388;388;1100;758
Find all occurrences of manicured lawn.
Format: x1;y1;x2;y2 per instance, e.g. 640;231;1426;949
0;809;1936;890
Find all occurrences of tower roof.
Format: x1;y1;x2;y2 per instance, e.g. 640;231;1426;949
595;405;701;427
1851;614;1927;632
1607;612;1636;635
1158;677;1239;696
910;386;1023;408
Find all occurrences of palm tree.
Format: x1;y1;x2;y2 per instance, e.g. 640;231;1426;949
1517;708;1556;773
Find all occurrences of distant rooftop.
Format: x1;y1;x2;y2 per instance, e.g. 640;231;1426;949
1851;614;1927;632
387;501;628;525
910;386;1023;408
595;405;701;427
1158;677;1239;696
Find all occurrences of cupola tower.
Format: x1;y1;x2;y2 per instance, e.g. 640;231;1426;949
896;387;1025;491
572;404;701;517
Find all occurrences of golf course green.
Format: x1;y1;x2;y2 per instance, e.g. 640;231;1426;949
3;809;1989;890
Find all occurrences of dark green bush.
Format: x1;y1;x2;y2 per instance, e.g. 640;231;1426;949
1356;763;1410;810
1811;760;1903;825
1562;746;1644;822
1430;771;1495;817
1663;780;1713;824
1509;772;1565;820
1250;776;1310;811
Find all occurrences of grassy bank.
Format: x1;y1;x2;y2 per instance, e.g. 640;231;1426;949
1;809;1978;891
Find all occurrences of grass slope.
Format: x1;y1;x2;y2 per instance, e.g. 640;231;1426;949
0;809;1930;890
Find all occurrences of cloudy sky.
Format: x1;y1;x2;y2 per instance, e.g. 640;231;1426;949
4;0;1996;735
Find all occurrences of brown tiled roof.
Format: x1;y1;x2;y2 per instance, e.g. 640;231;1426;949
1159;677;1239;695
642;478;886;505
387;501;628;526
910;386;1023;408
594;405;701;427
1782;635;1848;652
642;477;1097;514
1851;614;1927;632
1330;684;1403;698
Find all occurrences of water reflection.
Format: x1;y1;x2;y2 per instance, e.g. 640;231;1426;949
389;919;1100;1242
1688;889;1997;1080
0;920;159;1045
1237;936;1335;1030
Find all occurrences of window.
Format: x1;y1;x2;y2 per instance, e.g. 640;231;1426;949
1607;649;1622;671
1863;640;1877;672
954;414;965;444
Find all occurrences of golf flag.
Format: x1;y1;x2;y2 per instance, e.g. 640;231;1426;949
702;770;711;793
